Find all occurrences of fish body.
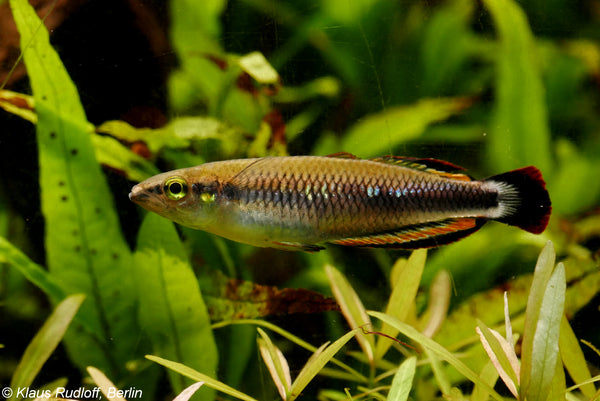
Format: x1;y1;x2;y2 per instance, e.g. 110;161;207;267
129;153;551;251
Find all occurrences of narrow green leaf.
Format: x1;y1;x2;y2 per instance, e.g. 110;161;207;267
471;360;500;401
375;250;427;360
10;294;85;397
476;321;519;397
325;264;374;365
341;97;471;157
173;382;206;401
426;349;451;396
0;237;66;303
134;213;218;398
212;319;369;384
526;263;566;401
0;89;36;122
387;357;416;401
87;366;126;401
483;0;552;173
257;328;292;399
521;241;556;396
10;0;138;375
418;270;451;338
290;329;359;401
368;311;504;401
560;316;596;398
146;355;258;401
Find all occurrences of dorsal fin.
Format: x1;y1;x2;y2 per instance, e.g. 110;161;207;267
370;155;472;181
326;152;360;159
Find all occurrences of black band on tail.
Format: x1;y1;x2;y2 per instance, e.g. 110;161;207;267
487;166;551;234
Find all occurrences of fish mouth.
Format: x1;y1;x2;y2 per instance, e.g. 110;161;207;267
129;185;150;203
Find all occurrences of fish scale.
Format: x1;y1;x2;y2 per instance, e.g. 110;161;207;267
229;160;489;235
129;153;551;251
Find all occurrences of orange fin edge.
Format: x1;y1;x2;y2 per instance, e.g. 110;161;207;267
330;218;484;249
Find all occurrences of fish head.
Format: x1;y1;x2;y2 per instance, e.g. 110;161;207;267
129;167;221;230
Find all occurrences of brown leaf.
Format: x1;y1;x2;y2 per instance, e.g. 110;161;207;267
200;270;340;321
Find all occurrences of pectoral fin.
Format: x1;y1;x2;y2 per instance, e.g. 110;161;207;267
271;241;326;252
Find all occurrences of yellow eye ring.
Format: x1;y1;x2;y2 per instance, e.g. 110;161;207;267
164;177;188;200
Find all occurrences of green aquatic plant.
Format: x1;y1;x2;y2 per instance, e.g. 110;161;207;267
1;0;600;400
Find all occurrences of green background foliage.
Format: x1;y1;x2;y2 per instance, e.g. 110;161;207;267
1;0;599;399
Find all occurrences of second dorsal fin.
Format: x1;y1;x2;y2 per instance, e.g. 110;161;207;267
325;152;360;159
370;155;472;181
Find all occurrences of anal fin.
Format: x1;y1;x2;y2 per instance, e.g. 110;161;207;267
330;218;485;249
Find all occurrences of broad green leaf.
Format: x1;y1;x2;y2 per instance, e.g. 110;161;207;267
320;0;379;23
375;249;427;360
10;0;138;376
97;117;247;160
325;264;374;365
96;119;192;153
169;0;225;112
420;0;475;96
169;0;266;131
91;134;159;182
547;358;566;401
87;367;126;401
483;0;552;174
147;355;258;401
10;294;85;399
0;91;158;181
134;213;217;399
368;311;504;401
560;316;596;398
520;241;556;397
525;263;566;401
550;139;600;215
238;52;279;84
289;329;359;401
387;357;416;401
341;97;472;157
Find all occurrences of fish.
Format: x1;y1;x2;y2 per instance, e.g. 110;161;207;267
129;153;551;252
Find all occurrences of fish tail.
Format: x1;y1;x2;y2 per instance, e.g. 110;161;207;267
486;166;551;234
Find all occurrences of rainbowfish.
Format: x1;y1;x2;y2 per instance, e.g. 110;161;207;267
129;153;551;252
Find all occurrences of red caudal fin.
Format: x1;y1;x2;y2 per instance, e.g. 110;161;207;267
486;166;551;234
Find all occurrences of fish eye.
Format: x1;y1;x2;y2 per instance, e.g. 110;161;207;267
164;177;188;200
